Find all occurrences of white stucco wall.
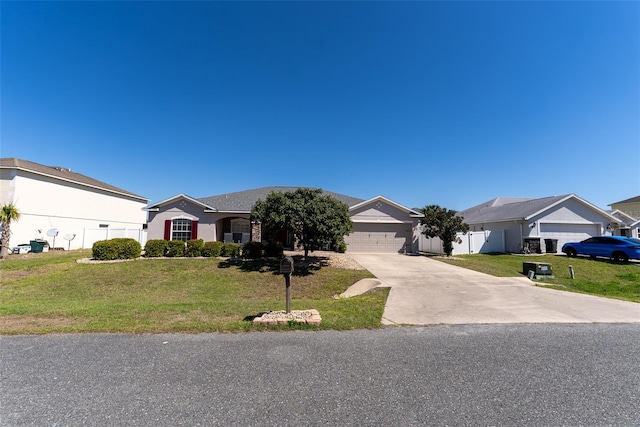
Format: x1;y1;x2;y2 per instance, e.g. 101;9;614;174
146;199;250;242
1;169;147;250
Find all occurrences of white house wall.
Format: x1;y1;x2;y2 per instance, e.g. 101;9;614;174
2;170;147;250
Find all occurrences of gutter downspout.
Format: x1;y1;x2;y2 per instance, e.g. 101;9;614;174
519;221;524;253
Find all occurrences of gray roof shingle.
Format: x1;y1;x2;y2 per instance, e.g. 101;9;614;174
458;195;572;224
197;186;365;212
0;157;147;201
610;195;640;205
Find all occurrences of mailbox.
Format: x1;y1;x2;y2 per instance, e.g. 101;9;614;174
280;256;294;274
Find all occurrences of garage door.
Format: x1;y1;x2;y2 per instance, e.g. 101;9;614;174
540;223;600;250
345;223;412;253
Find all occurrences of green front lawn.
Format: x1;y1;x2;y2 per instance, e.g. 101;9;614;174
434;253;640;303
0;250;387;335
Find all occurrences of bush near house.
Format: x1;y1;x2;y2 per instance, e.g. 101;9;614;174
202;241;223;257
221;242;241;257
186;239;204;257
166;240;186;257
264;241;284;257
144;239;169;257
92;238;141;261
242;241;264;259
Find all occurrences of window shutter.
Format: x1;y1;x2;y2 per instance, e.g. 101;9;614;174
164;220;171;240
191;221;198;239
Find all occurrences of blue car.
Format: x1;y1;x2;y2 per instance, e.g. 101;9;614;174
561;236;640;263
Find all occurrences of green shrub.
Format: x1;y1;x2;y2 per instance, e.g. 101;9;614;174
221;242;241;257
166;240;186;257
242;241;264;259
144;239;168;257
335;238;347;253
202;241;223;257
92;238;142;261
264;240;284;257
186;239;204;257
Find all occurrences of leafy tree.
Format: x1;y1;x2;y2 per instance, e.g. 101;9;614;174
0;203;21;259
252;188;352;259
419;204;469;257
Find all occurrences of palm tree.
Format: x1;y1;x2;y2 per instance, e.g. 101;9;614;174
0;203;21;259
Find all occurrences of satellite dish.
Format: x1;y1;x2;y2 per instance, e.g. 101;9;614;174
63;233;76;251
46;228;59;249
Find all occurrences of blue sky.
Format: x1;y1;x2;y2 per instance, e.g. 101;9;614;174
2;1;638;211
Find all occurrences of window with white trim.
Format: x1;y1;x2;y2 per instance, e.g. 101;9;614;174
172;219;192;242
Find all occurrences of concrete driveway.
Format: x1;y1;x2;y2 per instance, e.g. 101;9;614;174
348;254;640;325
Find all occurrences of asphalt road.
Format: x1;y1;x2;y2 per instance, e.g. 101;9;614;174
2;325;640;426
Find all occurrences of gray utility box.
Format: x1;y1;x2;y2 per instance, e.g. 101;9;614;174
523;262;553;279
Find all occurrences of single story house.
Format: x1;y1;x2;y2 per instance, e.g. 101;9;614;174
0;158;148;250
145;186;423;253
447;194;622;254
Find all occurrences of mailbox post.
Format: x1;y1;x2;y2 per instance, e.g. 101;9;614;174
279;256;295;313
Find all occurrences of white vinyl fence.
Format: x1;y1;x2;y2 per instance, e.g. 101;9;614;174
82;228;147;250
419;230;505;255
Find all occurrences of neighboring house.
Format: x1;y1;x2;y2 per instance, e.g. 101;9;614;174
145;187;423;253
0;158;148;250
610;195;640;221
609;209;640;239
447;194;621;254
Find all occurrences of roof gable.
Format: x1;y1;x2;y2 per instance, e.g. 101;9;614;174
144;194;216;212
349;196;422;223
0;157;147;201
350;195;422;217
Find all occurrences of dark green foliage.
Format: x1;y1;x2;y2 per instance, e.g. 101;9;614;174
144;239;168;257
221;242;241;257
186;239;204;257
335;238;347;253
264;240;284;257
92;238;142;260
420;205;470;257
242;241;264;259
166;240;186;257
201;241;223;257
252;188;352;258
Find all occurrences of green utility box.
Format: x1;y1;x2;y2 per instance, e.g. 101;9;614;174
523;262;553;279
29;240;49;253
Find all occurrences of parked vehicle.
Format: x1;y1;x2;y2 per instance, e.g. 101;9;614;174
561;236;640;263
12;244;32;254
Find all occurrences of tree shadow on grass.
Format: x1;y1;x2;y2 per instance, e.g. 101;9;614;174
217;255;323;276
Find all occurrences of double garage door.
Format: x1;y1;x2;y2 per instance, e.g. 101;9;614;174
540;223;600;250
345;223;413;253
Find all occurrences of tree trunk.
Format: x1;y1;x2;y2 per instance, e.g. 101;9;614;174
0;226;10;259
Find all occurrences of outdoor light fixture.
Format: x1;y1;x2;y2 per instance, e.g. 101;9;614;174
529;222;536;228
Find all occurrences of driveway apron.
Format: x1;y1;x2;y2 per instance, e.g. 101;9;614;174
348;254;640;325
